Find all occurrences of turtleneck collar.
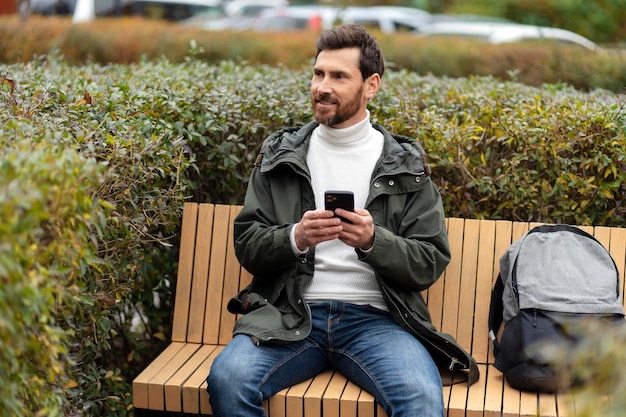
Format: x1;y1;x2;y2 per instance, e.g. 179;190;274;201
315;110;371;145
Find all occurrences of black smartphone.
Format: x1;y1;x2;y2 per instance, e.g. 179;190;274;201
324;190;354;223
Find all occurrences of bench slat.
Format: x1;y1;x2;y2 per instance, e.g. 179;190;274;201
322;372;348;417
164;344;216;412
171;203;200;343
441;217;464;338
147;342;202;410
465;363;488;417
471;219;497;364
284;378;313;417
484;363;505;417
187;204;215;343
133;342;188;409
202;204;230;345
457;218;481;352
357;389;376;417
304;370;334;416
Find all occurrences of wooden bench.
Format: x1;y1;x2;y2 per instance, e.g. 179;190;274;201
133;202;626;417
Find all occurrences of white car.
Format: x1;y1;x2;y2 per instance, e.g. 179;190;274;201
414;21;599;51
252;5;431;33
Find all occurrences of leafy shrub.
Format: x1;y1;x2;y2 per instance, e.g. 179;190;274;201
0;139;105;416
1;56;193;415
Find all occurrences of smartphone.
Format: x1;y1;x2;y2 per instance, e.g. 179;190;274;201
324;190;354;223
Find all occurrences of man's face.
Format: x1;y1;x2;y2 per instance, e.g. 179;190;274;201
311;48;379;129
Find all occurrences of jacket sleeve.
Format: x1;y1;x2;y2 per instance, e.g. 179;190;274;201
359;177;450;292
233;165;302;277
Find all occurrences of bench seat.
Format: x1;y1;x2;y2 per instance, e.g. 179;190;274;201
133;203;626;416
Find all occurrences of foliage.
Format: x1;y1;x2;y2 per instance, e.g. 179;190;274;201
1;56;192;415
0;56;624;416
372;72;626;225
550;320;626;417
0;16;625;93
0;140;104;416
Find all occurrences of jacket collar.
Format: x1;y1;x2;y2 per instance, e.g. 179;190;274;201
257;121;428;177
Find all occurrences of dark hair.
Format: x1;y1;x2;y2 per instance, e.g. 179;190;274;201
315;24;385;80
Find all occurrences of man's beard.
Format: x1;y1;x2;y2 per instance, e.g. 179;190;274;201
313;87;363;127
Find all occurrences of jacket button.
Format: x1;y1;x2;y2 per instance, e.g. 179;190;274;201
415;177;421;183
388;180;395;186
295;330;301;336
373;182;380;188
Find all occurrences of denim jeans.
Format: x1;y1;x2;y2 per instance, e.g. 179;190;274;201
207;301;444;417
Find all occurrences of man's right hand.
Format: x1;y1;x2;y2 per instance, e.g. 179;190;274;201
294;209;343;250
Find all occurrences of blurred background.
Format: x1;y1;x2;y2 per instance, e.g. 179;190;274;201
2;0;625;47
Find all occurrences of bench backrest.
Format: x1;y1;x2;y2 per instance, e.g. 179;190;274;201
172;203;626;366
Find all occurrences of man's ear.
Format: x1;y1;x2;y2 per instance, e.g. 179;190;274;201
365;73;381;99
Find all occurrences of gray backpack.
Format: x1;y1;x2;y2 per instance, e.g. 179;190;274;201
488;224;624;392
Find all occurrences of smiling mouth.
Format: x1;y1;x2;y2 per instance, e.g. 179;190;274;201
315;94;337;106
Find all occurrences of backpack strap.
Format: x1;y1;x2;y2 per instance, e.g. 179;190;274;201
488;273;505;371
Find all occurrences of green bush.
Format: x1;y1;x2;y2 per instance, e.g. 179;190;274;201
0;56;624;416
0;139;105;416
1;56;193;415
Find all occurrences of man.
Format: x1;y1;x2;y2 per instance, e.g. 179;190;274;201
207;24;478;416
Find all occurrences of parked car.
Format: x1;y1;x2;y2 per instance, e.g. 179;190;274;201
73;0;222;22
251;5;339;31
251;5;431;33
183;0;286;31
29;0;76;15
414;21;599;51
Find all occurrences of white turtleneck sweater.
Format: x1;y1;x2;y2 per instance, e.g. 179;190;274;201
300;112;387;311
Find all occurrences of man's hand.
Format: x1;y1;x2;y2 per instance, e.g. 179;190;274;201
294;209;342;251
335;208;375;250
294;208;374;251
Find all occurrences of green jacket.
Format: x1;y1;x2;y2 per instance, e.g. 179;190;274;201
228;121;479;386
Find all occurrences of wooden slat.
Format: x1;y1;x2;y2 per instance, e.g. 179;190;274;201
465;364;488;417
357;390;376;417
218;204;243;345
164;344;218;412
501;380;521;417
446;381;467;417
426;217;448;329
538;392;558;417
132;342;187;409
484;364;504;417
186;204;215;343
456;218;480;352
285;378;314;417
304;370;334;416
489;221;514;363
322;372;348;417
269;387;287;417
147;343;202;410
441;218;465;338
339;381;361;416
203;205;230;344
171;203;200;342
472;219;497;364
518;390;538;417
605;226;626;302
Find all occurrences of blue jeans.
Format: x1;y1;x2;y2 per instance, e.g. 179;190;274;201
207;301;444;417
